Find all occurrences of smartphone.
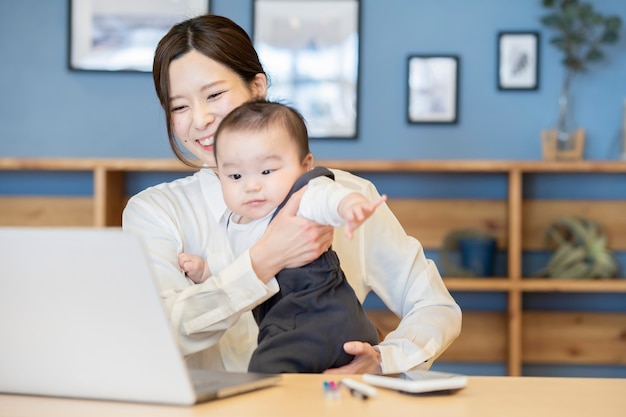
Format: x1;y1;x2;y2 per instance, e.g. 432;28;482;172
362;370;467;394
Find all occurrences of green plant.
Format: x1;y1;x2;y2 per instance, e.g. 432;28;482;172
536;216;618;279
541;0;622;73
540;0;622;147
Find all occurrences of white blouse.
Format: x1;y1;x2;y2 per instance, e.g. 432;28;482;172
122;167;461;373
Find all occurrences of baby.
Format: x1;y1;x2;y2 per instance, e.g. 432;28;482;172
179;100;384;373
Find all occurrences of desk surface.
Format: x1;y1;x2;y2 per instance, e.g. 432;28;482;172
1;374;625;417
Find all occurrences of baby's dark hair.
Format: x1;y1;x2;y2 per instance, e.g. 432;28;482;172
214;100;310;162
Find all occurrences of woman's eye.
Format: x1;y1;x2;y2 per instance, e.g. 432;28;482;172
208;91;224;101
170;105;186;113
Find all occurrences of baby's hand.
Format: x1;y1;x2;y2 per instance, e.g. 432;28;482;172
339;194;387;239
178;252;209;284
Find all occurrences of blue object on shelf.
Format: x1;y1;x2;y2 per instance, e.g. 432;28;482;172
459;236;496;277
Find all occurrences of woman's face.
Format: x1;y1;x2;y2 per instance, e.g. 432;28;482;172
168;50;267;167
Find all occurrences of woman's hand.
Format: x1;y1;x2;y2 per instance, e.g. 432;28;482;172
250;187;334;283
323;342;383;374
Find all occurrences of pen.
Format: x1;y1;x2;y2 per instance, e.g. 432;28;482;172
340;378;378;400
323;380;341;399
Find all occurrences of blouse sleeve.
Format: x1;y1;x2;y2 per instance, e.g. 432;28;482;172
122;190;278;357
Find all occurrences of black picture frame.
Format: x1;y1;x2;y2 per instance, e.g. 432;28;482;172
497;31;540;90
407;55;459;125
253;0;361;139
68;0;210;72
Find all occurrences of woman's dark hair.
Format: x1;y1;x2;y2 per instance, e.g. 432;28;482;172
152;14;266;166
214;100;310;163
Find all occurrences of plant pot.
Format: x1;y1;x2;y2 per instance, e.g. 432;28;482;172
541;128;585;161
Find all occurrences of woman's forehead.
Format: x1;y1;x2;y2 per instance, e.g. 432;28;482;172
169;50;243;92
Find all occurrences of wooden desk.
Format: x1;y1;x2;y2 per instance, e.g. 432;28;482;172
1;374;624;417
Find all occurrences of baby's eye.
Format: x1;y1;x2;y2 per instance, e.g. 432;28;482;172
262;169;272;175
229;174;242;180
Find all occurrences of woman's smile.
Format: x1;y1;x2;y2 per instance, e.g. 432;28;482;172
196;135;214;151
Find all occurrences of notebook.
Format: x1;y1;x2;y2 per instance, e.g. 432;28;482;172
0;227;281;405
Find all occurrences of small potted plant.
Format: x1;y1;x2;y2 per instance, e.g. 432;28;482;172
540;0;622;158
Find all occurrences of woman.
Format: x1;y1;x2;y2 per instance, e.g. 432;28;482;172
122;14;461;374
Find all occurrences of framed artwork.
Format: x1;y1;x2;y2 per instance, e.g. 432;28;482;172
407;55;459;124
497;31;540;90
69;0;209;72
253;0;360;139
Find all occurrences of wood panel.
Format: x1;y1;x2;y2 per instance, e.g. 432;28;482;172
523;200;626;250
388;199;626;251
507;170;523;376
94;168;125;227
523;311;626;365
0;197;93;226
386;199;507;249
368;309;626;365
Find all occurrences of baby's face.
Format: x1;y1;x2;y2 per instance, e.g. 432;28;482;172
216;126;309;221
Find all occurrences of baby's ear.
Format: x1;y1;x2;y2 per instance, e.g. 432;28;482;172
302;152;314;171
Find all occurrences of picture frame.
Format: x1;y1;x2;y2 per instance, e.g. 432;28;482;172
253;0;360;139
69;0;210;72
407;55;459;124
497;31;540;90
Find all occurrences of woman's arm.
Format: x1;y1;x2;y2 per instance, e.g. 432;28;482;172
122;180;333;358
122;192;276;357
330;169;462;374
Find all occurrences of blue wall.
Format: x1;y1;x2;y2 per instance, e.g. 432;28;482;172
1;0;625;377
1;0;625;160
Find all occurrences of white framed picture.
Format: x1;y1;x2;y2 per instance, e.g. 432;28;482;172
407;55;459;124
69;0;209;72
498;31;540;90
253;0;360;138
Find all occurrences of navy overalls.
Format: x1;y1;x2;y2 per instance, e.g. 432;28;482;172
248;167;379;373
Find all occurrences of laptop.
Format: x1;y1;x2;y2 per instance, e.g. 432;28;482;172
0;227;281;405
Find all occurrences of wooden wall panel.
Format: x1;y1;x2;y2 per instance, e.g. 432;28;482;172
523;311;626;365
387;199;626;251
0;197;94;226
388;199;626;250
386;199;507;249
522;200;626;250
368;309;626;365
93;168;125;227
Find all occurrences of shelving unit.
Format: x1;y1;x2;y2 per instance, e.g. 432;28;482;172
2;158;626;376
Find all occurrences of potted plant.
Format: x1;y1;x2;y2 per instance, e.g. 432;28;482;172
540;0;622;156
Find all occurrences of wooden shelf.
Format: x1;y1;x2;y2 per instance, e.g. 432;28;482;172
444;278;513;291
443;278;626;292
2;158;626;376
3;157;626;172
519;279;626;293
